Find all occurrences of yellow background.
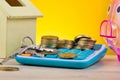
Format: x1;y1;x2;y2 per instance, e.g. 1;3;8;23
30;0;114;55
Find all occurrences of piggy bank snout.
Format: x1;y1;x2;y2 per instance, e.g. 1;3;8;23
100;20;117;38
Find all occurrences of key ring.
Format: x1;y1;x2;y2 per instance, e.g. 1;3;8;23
21;36;35;48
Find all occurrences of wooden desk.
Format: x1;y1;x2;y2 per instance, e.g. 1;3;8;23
0;56;120;80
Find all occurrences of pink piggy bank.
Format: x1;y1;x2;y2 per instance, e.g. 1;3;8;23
100;0;120;61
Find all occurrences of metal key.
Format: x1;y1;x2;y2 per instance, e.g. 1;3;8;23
0;36;36;65
0;47;26;65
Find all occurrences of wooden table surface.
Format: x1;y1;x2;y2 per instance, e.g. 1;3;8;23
0;56;120;80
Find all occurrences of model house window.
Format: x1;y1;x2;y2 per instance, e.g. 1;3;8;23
6;0;24;7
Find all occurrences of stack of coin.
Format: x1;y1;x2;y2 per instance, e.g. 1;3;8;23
57;40;73;48
84;39;96;50
74;35;96;50
74;35;91;43
41;36;59;49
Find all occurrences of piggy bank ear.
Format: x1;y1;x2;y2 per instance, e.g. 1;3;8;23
110;0;114;3
108;0;114;14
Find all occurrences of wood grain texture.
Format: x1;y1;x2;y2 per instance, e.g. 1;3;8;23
0;56;120;80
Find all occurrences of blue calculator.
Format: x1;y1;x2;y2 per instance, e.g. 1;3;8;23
15;44;107;69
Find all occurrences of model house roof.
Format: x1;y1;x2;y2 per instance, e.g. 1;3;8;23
0;0;43;18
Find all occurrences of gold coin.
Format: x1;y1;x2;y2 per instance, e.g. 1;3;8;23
0;67;19;71
59;53;77;59
74;35;91;44
20;53;32;57
41;36;59;40
75;35;91;40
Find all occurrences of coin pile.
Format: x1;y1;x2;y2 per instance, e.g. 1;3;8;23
59;53;77;59
74;35;96;50
57;40;73;48
0;67;19;71
41;36;58;49
83;39;96;50
40;35;96;50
